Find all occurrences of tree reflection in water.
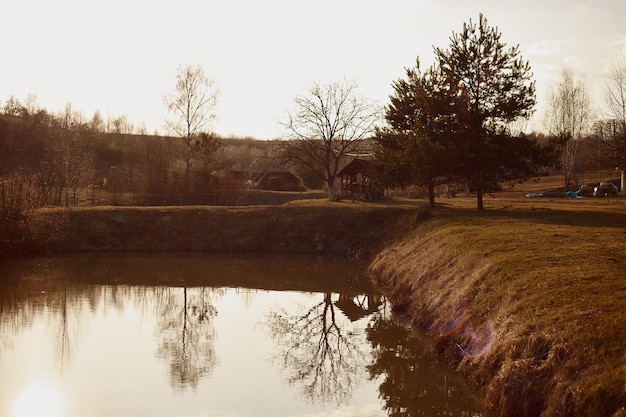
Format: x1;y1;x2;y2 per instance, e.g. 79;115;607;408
154;286;220;390
266;292;371;405
367;315;486;417
1;256;488;416
0;272;223;393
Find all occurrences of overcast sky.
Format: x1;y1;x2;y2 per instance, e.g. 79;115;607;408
1;0;625;139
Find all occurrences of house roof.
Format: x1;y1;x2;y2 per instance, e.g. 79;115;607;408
338;158;370;177
260;171;298;180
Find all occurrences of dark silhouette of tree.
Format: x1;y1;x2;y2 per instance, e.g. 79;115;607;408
434;14;537;210
280;80;380;200
367;315;484;417
266;292;370;404
189;132;220;191
375;60;463;207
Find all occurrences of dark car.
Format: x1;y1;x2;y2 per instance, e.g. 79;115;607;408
593;182;618;197
576;184;594;197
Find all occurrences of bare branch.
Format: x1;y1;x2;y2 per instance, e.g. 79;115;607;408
279;80;381;200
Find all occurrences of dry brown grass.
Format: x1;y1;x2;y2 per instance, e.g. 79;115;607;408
370;182;626;417
16;201;413;257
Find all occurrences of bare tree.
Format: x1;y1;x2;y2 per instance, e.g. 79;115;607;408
53;102;95;206
89;110;106;133
108;114;134;134
280;80;380;200
163;64;218;191
545;68;593;190
600;54;626;170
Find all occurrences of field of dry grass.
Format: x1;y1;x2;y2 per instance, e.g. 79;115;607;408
370;176;626;417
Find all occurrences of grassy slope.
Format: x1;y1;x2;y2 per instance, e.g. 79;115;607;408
28;200;412;255
370;195;626;417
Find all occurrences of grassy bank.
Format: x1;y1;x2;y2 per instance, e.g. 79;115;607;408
370;197;626;417
12;200;411;256
5;184;626;416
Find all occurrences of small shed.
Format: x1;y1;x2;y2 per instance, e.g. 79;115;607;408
257;171;301;191
337;158;383;201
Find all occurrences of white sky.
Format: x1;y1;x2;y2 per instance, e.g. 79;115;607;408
1;0;625;139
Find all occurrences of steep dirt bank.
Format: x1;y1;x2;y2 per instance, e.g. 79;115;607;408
369;206;626;417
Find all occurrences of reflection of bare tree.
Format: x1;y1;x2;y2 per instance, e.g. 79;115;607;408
55;285;72;371
155;287;219;390
53;283;105;372
53;282;91;372
0;272;93;371
266;292;370;405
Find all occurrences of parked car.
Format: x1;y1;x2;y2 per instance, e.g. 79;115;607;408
576;184;594;197
593;182;618;197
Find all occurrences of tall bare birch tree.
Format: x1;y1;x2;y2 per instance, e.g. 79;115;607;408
601;54;626;170
545;68;592;190
164;64;218;191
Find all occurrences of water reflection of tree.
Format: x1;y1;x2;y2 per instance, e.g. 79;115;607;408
366;315;484;417
0;272;94;370
266;292;369;405
154;286;219;390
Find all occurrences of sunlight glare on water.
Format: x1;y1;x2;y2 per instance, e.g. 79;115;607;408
12;380;64;417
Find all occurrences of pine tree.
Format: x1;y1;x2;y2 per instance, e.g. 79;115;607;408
434;13;536;210
375;60;463;207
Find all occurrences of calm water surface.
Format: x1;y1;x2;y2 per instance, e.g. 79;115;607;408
0;254;487;417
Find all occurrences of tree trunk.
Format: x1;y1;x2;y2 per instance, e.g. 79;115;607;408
327;181;336;201
184;137;192;194
427;183;436;208
476;189;484;211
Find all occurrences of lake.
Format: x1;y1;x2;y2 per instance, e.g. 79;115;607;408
0;253;487;417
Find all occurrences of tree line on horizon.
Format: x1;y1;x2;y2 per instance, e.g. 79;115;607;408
1;13;625;245
0;107;298;200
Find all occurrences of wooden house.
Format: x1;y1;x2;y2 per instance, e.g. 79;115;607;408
256;171;301;191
